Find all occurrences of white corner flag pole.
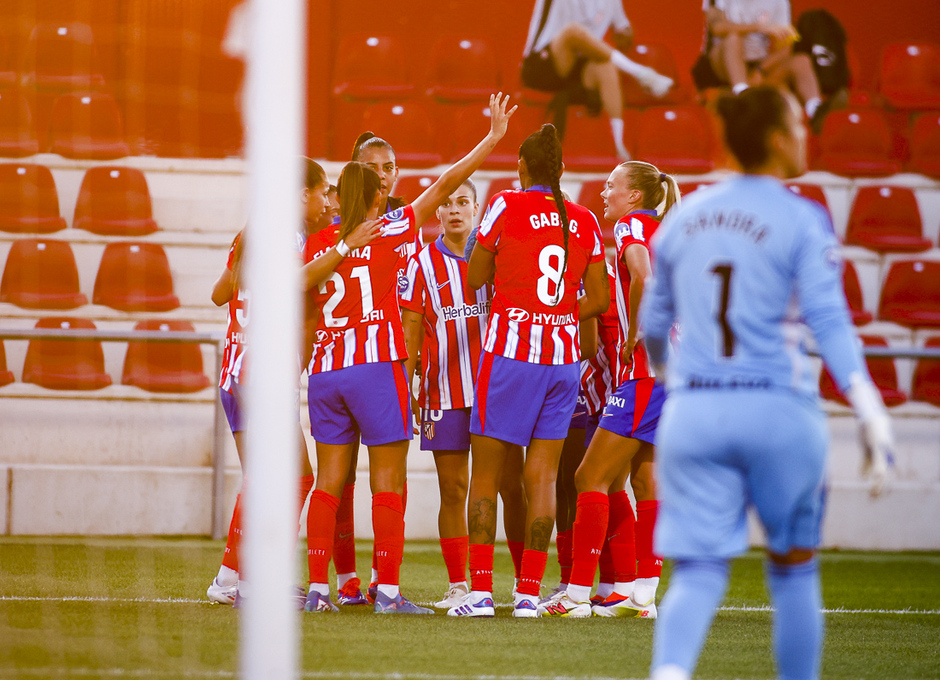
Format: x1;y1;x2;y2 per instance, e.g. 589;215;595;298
240;0;305;677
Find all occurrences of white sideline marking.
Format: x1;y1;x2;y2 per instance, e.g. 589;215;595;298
1;595;938;615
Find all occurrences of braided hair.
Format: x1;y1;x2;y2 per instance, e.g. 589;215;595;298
520;124;568;305
351;132;406;211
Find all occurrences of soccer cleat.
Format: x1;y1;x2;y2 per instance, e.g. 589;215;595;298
447;591;495;618
592;591;657;618
590;593;605;607
373;591;434;615
538;582;566;605
206;577;237;605
512;596;540;618
434;582;469;608
337;577;369;605
538;591;591;618
304;591;339;613
366;581;378;604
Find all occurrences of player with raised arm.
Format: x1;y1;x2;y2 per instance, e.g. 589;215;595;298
450;124;610;619
302;94;515;615
540;160;680;618
643;85;893;680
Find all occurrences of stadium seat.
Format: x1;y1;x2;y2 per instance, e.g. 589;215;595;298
392;174;441;239
22;316;112;391
845;186;930;253
451;102;547;170
562;107;635;173
878;42;940;110
842;260;872;326
817;109;900;177
482;176;522;207
73;167;159;237
0;163;66;233
360;101;442;168
619;43;682;107
0;340;15;387
785;183;829;213
49;92;130;159
0;34;16;88
22;23;106;94
819;335;907;407
908;113;940;179
0;89;40;157
332;35;415;100
0;238;87;309
93;242;180;312
576;180;615;248
911;337;940;407
635;106;715;175
426;36;500;102
678;181;713;197
878;260;940;328
122;319;211;393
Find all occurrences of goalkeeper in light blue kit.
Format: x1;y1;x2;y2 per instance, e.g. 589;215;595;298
642;86;894;680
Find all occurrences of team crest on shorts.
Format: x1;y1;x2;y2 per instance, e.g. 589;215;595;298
423;421;435;440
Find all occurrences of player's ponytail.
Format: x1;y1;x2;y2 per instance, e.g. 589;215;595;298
619;161;681;219
521;124;568;306
336;161;381;241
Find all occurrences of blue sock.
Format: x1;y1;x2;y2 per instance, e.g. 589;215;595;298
651;559;730;676
766;558;823;680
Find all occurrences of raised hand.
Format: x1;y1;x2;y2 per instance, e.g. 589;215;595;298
487;92;517;142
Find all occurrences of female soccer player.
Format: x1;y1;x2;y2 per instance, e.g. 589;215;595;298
541;160;680;618
643;86;893;680
303;93;515;615
450;123;610;618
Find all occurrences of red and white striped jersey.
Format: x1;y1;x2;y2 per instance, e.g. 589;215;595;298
400;235;492;410
580;263;619;415
476;186;605;366
307;206;417;374
219;233;248;392
612;210;660;384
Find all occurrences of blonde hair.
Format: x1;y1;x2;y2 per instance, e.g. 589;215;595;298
619;161;681;218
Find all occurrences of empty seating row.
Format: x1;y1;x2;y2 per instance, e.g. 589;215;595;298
0;163;157;235
0;317;210;393
1;239;178;312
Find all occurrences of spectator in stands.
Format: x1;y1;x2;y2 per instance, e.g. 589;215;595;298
521;0;674;161
701;0;825;127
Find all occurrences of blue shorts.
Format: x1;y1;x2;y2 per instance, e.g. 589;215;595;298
220;385;244;433
584;413;600;447
597;378;666;445
420;408;471;452
570;391;588;429
654;390;827;559
471;352;579;446
307;361;413;446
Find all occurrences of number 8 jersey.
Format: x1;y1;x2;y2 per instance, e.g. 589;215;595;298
476;186;605;365
308;206;417;374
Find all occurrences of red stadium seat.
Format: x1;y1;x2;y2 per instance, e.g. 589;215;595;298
842;260;872;326
22;23;106;94
619;43;682;107
333;34;415;101
911;337;940;407
392;174;441;239
451;102;547;171
73;166;158;237
426;36;500;103
678;181;713;197
635;106;714;175
0;340;13;387
817;109;900;177
845;186;930;253
908;113;940;179
819;335;907;407
0;34;16;88
93;242;180;312
785;183;829;213
360;101;442;168
49;92;130;159
482;176;522;207
562;107;634;173
0;163;66;234
878;260;940;328
122;319;210;393
878;42;940;110
0;90;40;157
576;180;615;248
0;238;87;309
23;317;112;390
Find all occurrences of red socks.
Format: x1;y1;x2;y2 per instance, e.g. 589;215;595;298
517;549;548;596
507;540;524;579
439;535;469;584
609;490;637;583
556;529;572;584
372;492;404;586
298;474;314;519
332;484;357;575
468;543;494;593
306;490;340;583
569;491;609;588
222;491;242;572
636;499;662;578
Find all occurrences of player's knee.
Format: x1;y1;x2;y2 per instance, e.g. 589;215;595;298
767;547;815;565
439;478;469;508
630;474;655;501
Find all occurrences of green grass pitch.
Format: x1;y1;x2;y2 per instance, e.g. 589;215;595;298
0;538;938;679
